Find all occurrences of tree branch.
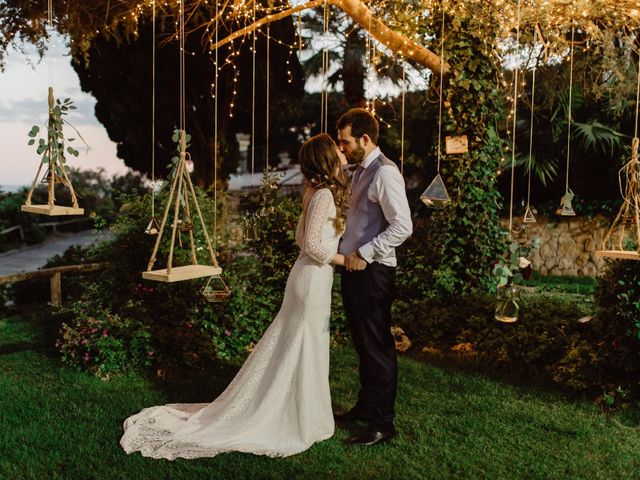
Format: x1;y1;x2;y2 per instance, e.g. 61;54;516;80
206;0;448;75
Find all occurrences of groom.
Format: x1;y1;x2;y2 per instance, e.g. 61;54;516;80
336;108;413;446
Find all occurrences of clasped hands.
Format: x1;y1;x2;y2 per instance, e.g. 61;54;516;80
344;252;367;272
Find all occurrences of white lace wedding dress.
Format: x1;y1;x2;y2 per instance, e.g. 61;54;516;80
120;188;340;460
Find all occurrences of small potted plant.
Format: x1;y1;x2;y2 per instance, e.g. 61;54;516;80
492;235;540;323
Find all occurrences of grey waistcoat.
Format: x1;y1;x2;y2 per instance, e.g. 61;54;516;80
339;154;396;261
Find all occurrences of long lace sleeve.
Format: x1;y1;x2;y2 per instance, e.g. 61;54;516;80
303;189;335;265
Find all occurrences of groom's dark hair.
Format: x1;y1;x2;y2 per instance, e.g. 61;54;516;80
337;108;379;145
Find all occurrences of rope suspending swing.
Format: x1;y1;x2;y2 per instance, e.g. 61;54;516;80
142;0;223;285
420;3;450;208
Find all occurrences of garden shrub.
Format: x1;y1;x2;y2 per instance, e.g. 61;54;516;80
54;181;351;377
394;289;633;395
590;259;640;404
56;288;153;380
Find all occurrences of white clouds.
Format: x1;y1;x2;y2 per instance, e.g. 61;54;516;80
0;34;130;188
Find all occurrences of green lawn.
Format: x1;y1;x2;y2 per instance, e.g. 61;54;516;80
523;273;598;295
1;310;640;480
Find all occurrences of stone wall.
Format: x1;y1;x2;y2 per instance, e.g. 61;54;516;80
504;215;611;277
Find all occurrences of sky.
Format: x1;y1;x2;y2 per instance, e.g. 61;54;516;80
0;29;426;191
0;37;130;190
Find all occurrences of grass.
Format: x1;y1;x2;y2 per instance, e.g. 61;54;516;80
523;273;598;295
2;309;640;479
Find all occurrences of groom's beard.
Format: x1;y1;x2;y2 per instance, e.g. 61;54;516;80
348;143;366;165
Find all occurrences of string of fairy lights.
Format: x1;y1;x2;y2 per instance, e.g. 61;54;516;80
50;0;640;142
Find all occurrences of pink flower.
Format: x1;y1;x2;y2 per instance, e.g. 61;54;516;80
83;352;90;362
102;329;108;337
224;330;231;336
148;351;155;357
81;339;88;345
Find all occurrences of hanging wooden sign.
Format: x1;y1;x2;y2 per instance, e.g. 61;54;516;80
445;135;469;154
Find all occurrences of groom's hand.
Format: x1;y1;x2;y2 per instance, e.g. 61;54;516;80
345;252;367;271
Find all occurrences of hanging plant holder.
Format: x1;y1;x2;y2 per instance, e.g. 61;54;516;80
145;217;160;236
142;130;222;282
21;87;84;217
200;275;231;303
40;167;64;184
596;138;640;261
495;283;520;323
556;189;576;217
523;206;537;224
420;174;450;209
242;212;261;241
177;218;194;232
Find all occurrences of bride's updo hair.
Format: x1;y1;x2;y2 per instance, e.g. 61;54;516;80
298;133;349;234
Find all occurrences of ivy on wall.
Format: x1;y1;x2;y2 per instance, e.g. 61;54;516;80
420;8;507;295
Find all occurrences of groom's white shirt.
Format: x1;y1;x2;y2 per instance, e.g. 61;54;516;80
355;147;412;267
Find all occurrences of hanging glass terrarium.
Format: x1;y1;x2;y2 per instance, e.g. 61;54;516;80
201;275;231;303
242;212;261;241
145;217;160;236
495;283;521;323
523;206;537;223
420;174;450;208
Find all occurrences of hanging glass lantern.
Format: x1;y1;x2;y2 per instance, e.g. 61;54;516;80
201;275;231;303
145;217;160;235
420;174;450;208
495;283;520;323
523;206;537;223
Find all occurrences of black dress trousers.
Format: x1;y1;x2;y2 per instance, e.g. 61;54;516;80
341;262;397;429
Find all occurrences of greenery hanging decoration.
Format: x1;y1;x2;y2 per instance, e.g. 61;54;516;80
22;87;85;216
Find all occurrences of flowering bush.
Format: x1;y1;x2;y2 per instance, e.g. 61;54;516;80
57;299;153;380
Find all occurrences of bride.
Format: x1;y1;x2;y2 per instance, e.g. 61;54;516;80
120;133;358;460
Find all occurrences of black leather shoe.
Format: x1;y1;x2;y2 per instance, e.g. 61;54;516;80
333;408;372;423
347;426;396;446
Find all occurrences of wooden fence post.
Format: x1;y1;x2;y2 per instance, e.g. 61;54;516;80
50;272;62;308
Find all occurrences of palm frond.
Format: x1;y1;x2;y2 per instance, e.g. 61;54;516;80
500;152;559;187
572;119;626;155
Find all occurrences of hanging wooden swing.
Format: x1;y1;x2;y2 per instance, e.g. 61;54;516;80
142;130;222;282
596;42;640;260
21;87;84;216
595;137;640;261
